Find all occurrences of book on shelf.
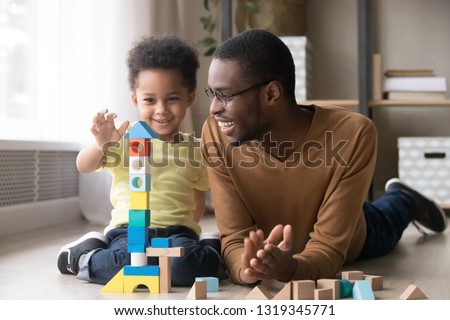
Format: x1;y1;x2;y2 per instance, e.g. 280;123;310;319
383;76;447;92
384;69;434;77
383;91;447;100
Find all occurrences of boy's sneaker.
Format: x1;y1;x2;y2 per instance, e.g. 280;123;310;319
57;231;109;275
385;178;448;233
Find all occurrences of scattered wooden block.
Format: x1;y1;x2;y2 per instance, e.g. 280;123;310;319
246;284;273;300
314;288;334;300
292;280;315;300
341;270;364;281
196;277;219;292
364;274;383;291
352;280;375;300
317;279;340;300
273;282;292;300
187;281;207;300
399;285;428;300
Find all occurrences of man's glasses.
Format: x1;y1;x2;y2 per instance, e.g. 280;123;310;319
204;79;273;107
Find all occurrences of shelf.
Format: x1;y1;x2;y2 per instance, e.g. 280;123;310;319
370;100;450;107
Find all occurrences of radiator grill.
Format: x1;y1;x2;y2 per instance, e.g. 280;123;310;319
0;150;79;207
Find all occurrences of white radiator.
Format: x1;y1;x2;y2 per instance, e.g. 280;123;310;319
0;140;82;236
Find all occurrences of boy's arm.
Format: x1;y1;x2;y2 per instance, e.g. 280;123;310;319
192;189;206;223
76;144;105;173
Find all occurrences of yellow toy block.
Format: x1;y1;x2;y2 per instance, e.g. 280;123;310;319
101;268;125;293
130;192;149;210
123;275;160;293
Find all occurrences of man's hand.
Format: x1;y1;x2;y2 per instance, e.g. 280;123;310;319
240;224;296;283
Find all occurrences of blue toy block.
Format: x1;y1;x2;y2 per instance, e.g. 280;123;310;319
151;238;172;248
195;277;219;292
127;244;147;253
128;121;158;139
129;174;151;192
128;226;149;246
128;209;150;227
352;280;375;300
124;265;159;276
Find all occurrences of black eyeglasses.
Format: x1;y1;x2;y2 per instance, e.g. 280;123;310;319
204;79;274;107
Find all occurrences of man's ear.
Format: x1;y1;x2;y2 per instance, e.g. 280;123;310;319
187;91;196;107
130;92;138;106
265;81;282;105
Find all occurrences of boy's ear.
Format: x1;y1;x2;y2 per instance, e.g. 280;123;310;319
187;91;196;107
130;92;138;106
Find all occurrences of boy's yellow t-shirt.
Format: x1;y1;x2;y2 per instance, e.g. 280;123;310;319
101;132;209;235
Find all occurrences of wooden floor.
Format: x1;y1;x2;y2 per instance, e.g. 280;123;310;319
1;212;449;300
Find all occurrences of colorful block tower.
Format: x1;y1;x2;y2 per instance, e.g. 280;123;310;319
102;121;183;294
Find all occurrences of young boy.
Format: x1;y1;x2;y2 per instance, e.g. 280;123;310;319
57;35;223;286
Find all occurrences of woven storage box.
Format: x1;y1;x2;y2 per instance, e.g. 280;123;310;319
398;137;450;206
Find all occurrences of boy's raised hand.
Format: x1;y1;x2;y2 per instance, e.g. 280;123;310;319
90;109;129;150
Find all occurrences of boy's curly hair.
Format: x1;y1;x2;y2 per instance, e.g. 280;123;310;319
127;35;199;92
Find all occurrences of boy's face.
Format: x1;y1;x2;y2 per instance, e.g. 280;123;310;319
131;69;195;142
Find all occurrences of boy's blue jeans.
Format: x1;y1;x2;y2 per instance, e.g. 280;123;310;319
80;225;220;286
358;190;415;260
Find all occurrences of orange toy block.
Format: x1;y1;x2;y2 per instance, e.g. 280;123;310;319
399;285;428;300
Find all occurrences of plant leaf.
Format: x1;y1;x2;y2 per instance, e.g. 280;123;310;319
204;47;217;56
199;37;217;47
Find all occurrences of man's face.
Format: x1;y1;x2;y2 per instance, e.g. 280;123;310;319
207;59;270;146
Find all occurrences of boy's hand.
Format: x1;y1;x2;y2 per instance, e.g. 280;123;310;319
90;109;129;150
241;224;296;283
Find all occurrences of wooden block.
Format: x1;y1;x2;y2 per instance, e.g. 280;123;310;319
245;284;273;300
399;285;428;300
130;252;148;266
128;210;150;227
101;268;124;292
128;244;146;253
341;270;364;281
314;288;334;300
130;192;149;210
128;226;149;246
129;174;151;192
129;138;151;156
159;256;171;294
292;280;315;300
124;265;159;276
123;275;159;293
146;247;185;257
364;275;383;291
196;277;219;292
317;279;340;300
339;279;353;298
151;237;172;248
273;282;292;300
187;281;207;300
128;121;158;139
352;280;375;300
129;156;151;174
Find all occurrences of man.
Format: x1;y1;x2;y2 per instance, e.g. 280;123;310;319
201;29;447;286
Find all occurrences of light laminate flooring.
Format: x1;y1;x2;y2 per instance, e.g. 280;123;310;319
1;213;449;300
